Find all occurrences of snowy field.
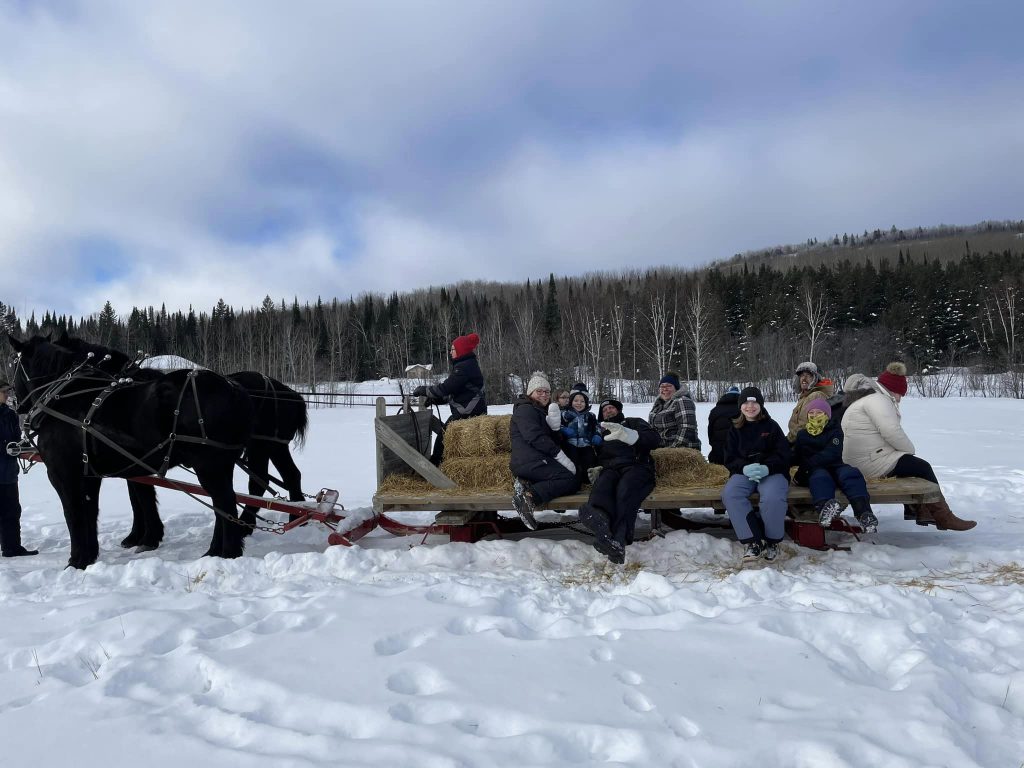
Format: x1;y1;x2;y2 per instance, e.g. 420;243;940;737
2;398;1024;767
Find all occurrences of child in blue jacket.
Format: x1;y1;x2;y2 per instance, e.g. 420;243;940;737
560;385;602;484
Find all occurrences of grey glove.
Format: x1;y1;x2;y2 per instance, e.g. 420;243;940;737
600;421;639;445
587;465;603;484
554;450;576;475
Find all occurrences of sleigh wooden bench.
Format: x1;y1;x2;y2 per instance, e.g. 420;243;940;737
370;399;943;550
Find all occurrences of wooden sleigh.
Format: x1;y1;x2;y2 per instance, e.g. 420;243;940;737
370;398;943;550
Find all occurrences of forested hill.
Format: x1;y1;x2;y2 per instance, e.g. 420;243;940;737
3;219;1023;402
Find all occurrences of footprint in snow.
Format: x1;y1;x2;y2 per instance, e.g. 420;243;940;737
386;666;449;696
590;646;614;663
623;689;655;713
373;628;436;656
615;669;643;685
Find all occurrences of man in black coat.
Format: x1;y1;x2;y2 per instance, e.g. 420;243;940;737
707;385;741;465
0;381;37;557
413;332;487;465
509;371;581;530
578;399;661;564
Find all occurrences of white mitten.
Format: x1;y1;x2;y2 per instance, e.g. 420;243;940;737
587;465;603;483
554;450;576;475
546;402;561;429
600;421;639;445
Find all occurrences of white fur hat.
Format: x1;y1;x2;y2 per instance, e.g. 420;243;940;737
526;371;551;395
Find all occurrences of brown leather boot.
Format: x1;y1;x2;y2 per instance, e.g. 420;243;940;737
926;498;976;531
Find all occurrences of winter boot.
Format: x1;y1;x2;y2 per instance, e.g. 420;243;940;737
850;497;879;533
2;546;38;557
742;540;764;561
926;498;976;532
905;503;935;527
579;505;624;563
815;498;844;528
761;541;780;562
511;478;538;531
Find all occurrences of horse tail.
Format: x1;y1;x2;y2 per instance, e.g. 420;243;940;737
293;395;309;449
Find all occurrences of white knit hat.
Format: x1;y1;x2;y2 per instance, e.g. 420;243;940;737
526;371;551;395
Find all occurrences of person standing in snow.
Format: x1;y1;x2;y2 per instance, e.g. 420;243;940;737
578;398;661;564
509;372;581;530
559;384;602;485
791;397;879;533
412;332;487;465
841;362;976;531
707;385;741;465
0;381;37;558
721;386;791;562
648;372;701;450
787;361;835;442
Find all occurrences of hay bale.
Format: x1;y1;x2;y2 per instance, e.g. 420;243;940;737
439;454;514;492
443;415;513;460
377;471;435;496
652;447;730;488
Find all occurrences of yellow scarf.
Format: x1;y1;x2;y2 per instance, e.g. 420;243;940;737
805;412;828;436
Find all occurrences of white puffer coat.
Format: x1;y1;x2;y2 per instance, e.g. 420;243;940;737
840;376;915;478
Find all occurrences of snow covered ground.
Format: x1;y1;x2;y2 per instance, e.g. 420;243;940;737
2;398;1024;767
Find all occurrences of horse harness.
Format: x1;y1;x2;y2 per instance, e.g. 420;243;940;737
13;352;245;479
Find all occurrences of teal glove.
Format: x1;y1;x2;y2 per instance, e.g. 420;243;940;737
742;463;769;482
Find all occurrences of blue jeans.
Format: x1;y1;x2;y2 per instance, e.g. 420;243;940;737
807;465;868;504
721;473;789;543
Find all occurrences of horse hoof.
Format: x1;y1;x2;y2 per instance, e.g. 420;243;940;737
134;545;158;553
120;537;141;549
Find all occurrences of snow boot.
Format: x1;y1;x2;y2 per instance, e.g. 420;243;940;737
742;540;764;561
905;503;935;527
579;505;624;563
925;498;976;531
761;541;780;562
850;497;879;533
511;478;538;531
815;498;843;528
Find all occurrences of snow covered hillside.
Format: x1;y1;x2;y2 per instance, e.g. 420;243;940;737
1;399;1023;767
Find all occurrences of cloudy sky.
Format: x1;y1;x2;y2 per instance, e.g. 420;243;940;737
1;0;1022;318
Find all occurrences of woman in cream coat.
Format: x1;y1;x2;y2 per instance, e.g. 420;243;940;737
841;363;975;531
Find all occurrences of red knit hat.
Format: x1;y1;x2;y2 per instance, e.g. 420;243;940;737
877;361;908;396
452;333;480;357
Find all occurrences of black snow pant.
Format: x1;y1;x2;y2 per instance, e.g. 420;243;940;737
430;413;470;466
887;454;939;484
511;458;581;505
586;465;656;547
0;483;25;556
564;444;597;486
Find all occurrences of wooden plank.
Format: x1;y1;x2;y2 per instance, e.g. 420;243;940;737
375;397;386;488
373;478;942;513
434;510;480;525
375;419;457;489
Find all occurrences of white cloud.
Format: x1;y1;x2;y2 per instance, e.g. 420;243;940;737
0;1;1021;322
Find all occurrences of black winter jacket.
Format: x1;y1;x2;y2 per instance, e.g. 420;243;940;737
510;395;562;472
707;392;740;464
724;415;791;477
791;418;845;484
426;352;487;419
0;403;21;485
595;413;661;471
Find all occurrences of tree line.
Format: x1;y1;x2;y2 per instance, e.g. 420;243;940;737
3;220;1023;402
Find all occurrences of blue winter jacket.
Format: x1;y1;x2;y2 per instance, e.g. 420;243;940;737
560;409;602;448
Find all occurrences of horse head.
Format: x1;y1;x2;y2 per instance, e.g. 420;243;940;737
55;335;133;375
7;334;77;413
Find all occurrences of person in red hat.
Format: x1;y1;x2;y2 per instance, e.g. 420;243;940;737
413;333;488;465
841;362;976;531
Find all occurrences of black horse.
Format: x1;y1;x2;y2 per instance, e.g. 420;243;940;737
53;334;308;549
9;334;253;568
